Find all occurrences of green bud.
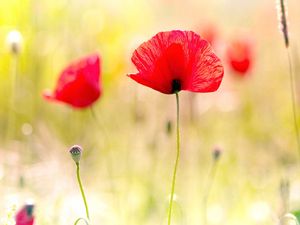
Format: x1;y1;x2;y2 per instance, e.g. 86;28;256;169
69;145;82;163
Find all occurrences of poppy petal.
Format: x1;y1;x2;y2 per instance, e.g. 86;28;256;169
128;73;170;94
185;41;224;92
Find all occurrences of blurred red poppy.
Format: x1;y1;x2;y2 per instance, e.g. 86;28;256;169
43;54;101;108
200;23;218;47
15;204;34;225
226;37;253;75
128;30;224;94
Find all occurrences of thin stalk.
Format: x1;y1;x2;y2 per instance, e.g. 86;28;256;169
167;92;180;225
89;107;116;193
90;107;100;127
76;162;90;221
287;49;300;158
280;178;290;216
6;55;18;142
202;160;219;225
89;107;121;220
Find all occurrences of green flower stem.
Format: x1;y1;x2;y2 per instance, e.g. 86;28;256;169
74;217;90;225
167;92;180;225
76;162;90;221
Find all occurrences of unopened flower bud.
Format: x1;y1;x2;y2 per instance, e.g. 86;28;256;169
69;145;82;163
212;147;222;161
25;203;34;216
6;30;23;55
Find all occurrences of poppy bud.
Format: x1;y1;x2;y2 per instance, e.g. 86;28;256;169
212;147;222;161
69;145;82;163
6;30;23;55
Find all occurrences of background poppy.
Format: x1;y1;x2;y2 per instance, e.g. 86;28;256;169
43;54;101;108
15;204;34;225
226;37;253;76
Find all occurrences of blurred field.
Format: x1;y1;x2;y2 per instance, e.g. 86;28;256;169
1;0;300;225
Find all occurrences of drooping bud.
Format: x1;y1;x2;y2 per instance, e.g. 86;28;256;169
212;146;222;161
69;145;82;163
6;30;23;55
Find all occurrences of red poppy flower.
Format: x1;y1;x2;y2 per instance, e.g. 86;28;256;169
15;204;34;225
43;54;101;108
128;30;224;94
226;37;253;75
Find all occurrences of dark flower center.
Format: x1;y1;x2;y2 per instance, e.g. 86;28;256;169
171;79;181;93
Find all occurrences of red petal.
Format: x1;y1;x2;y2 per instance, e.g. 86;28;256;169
128;73;170;94
182;32;224;92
